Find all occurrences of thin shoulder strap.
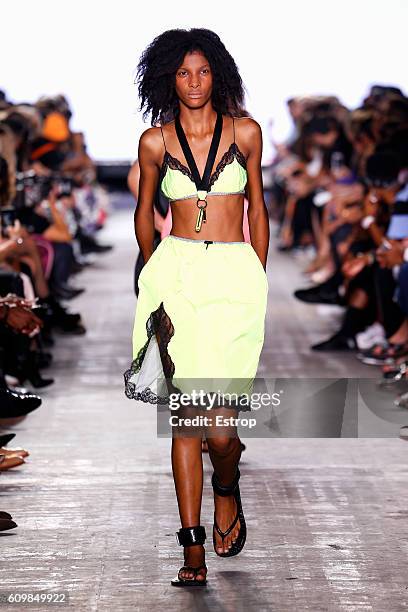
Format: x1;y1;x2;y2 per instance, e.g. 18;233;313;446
232;116;235;144
159;124;167;151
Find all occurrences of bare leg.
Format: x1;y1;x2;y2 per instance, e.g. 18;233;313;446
205;407;242;555
20;254;49;298
349;288;368;309
0;238;50;299
18;236;50;298
171;417;206;582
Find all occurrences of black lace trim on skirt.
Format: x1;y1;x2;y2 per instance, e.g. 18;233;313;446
123;301;180;404
124;301;254;412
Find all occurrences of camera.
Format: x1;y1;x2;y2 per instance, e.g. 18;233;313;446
14;171;74;210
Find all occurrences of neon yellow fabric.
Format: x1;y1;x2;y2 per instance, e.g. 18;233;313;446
160;154;247;202
128;235;268;404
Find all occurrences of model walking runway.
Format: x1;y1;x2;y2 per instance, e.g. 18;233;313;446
1;209;407;610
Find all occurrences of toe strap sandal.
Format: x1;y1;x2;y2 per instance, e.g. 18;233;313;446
171;525;208;587
212;467;247;557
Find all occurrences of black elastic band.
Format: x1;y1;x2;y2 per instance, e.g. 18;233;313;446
175;111;223;191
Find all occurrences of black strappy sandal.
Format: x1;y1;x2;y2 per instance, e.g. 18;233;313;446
212;467;247;557
171;526;208;587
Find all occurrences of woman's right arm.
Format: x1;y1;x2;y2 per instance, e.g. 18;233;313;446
134;128;161;263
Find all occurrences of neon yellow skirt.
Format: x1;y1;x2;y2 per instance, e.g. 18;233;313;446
124;235;268;408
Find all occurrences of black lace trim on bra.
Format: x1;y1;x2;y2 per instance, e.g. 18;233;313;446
161;151;194;183
160;142;247;191
208;143;247;189
123;301;181;404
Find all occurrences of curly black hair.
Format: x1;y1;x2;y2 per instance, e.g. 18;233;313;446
135;28;246;126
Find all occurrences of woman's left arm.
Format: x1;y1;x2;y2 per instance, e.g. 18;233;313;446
243;119;270;269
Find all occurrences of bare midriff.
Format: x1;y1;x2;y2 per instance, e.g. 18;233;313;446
169;193;246;241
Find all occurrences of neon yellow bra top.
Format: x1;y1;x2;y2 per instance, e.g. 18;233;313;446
159;117;247;202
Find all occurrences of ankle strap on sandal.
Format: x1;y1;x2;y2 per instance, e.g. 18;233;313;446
211;468;241;497
175;525;206;547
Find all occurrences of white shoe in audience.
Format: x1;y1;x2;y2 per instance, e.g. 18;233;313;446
356;323;386;350
5;375;19;387
399;425;408;440
395;393;408;409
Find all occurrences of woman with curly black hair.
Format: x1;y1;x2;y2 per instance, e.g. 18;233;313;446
124;28;269;586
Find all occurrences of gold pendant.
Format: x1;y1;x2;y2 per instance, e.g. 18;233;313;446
195;198;207;233
195;208;204;232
